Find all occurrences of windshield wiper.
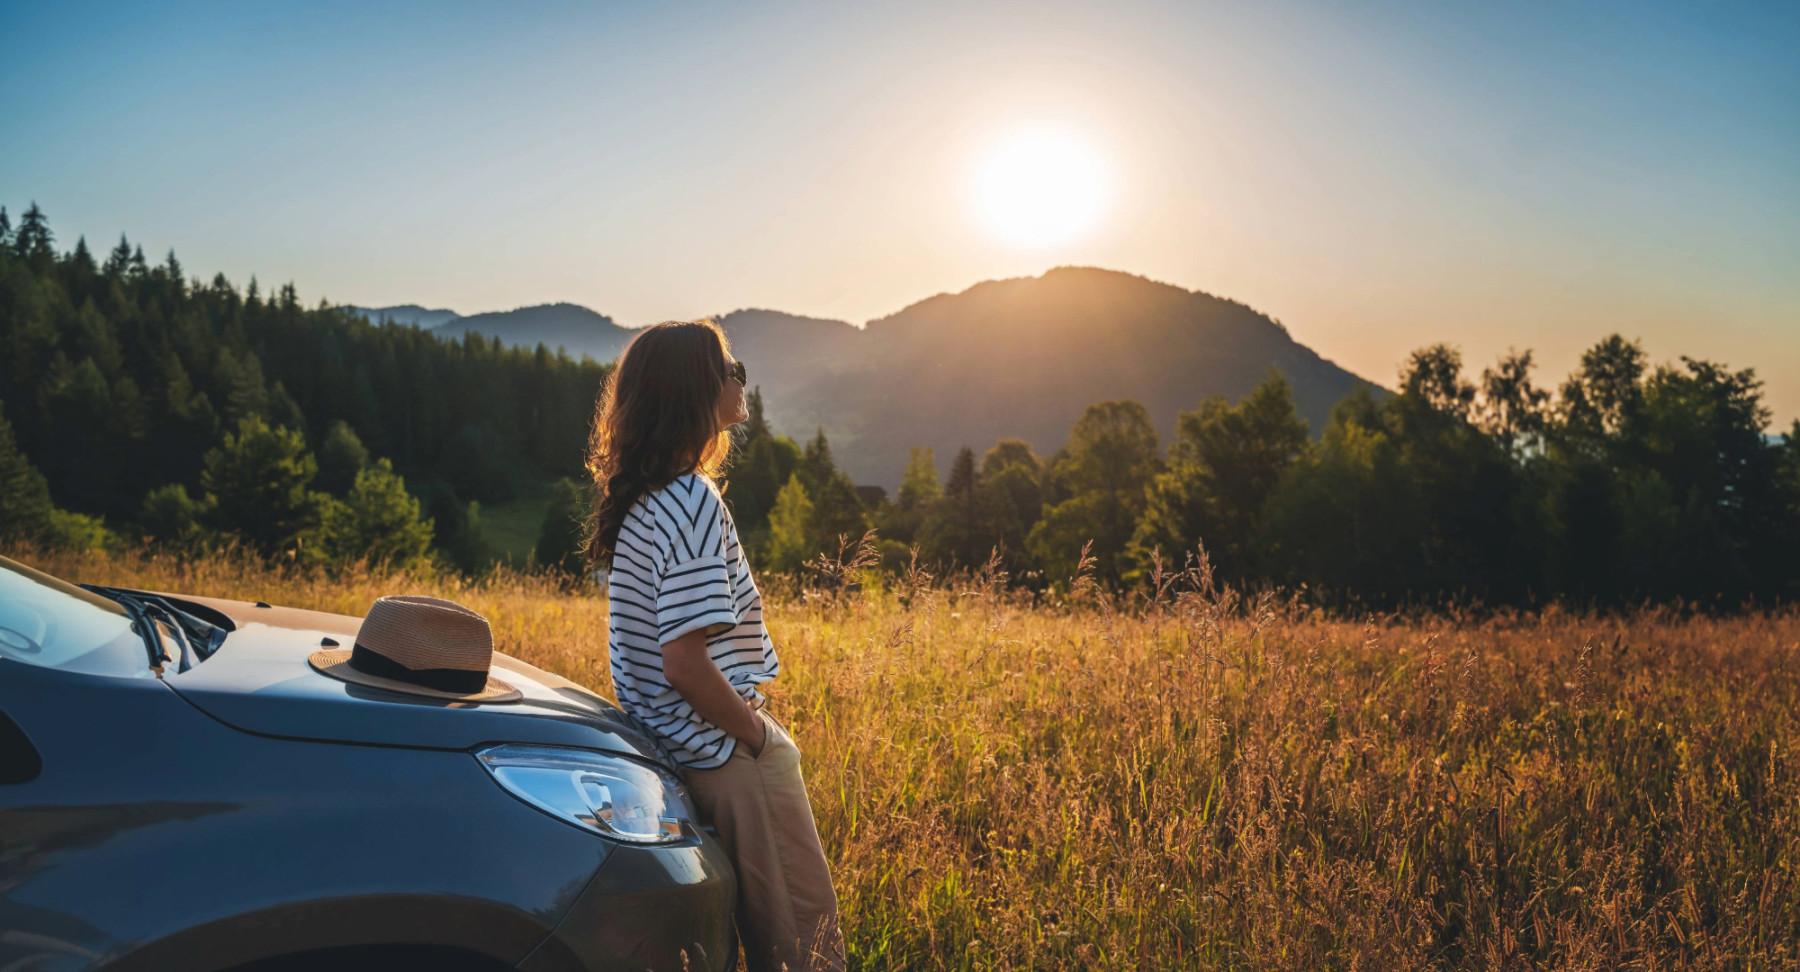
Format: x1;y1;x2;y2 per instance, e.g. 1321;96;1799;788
81;586;229;667
86;587;169;671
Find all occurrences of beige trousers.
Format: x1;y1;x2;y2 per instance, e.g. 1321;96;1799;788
681;710;845;972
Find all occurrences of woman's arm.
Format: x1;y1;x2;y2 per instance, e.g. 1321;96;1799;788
663;627;767;756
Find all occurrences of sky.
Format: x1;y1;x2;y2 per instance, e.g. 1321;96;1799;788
4;0;1798;426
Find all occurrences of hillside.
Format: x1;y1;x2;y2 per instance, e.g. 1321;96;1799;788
346;304;461;329
431;303;635;362
352;269;1382;487
812;267;1378;485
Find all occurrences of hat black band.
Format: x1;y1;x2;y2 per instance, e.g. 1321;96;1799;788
351;643;490;694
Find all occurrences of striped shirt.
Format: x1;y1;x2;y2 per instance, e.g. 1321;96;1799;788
606;473;779;769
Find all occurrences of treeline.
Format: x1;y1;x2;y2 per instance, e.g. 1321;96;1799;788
0;203;606;568
724;348;1800;608
5;202;1798;606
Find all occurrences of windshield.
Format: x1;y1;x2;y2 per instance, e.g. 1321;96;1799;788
0;555;150;677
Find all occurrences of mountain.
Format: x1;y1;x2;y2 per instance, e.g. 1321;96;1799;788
803;267;1379;486
347;304;462;330
370;268;1382;487
431;302;635;362
713;308;863;441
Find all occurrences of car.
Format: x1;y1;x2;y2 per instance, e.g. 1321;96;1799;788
0;553;737;972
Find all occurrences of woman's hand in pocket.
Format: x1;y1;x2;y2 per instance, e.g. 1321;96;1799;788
747;712;769;759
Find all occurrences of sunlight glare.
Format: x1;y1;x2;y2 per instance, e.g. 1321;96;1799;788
973;125;1109;249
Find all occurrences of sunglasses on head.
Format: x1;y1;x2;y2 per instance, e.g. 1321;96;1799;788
724;359;747;385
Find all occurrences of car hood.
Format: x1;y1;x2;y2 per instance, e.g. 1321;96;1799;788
160;594;672;766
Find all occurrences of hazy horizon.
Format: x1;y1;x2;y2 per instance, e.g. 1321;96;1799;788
5;0;1796;426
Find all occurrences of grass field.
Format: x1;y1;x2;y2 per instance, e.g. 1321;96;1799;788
19;547;1798;970
475;494;552;567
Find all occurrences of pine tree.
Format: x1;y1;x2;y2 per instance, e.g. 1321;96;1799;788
741;386;771;441
765;474;816;573
312;459;433;569
112;376;151;438
41;356;115;432
796;428;868;560
897;447;941;510
199;415;325;556
945;446;976;501
0;207;11;248
14;203;54;264
71;237;97;275
918;445;1014;570
267;381;307;438
317;421;370;495
0;401;55;542
534;477;589;577
215;347;270;423
106;234;133;276
722;387;800;543
140;483;208;548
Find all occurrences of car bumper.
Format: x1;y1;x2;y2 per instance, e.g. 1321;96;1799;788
517;833;737;972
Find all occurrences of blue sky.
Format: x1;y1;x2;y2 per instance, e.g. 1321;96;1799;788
4;0;1797;424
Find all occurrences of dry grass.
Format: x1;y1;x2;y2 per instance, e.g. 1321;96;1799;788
19;546;1799;970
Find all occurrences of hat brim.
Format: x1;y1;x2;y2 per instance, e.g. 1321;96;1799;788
308;648;523;703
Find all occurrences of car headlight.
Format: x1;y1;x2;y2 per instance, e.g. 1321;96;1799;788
476;744;696;844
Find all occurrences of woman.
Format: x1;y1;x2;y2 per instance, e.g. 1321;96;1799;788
582;320;845;972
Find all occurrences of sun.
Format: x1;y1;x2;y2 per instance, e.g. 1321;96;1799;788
972;124;1109;249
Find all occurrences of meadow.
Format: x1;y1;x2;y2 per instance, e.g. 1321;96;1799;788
22;546;1797;971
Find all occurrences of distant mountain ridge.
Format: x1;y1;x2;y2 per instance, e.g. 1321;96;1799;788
346;304;462;330
346;268;1383;487
432;302;635;362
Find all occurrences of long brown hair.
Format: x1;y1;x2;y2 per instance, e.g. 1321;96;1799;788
583;320;735;570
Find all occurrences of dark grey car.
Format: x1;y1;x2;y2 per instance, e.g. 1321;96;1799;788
0;554;736;972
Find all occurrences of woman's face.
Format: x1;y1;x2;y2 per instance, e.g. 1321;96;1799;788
715;360;749;428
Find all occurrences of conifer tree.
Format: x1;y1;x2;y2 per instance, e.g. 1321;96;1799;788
917;445;1001;569
765;474;816;573
877;445;941;546
534;477;589;577
14;203;54;263
313;459;433;568
897;447;941;510
316;421;370;495
106;234;132;276
199;415;325;556
215;347;270;423
0;401;55;542
797;428;868;561
723;387;801;541
139;483;208;548
267;381;306;438
71;237;96;275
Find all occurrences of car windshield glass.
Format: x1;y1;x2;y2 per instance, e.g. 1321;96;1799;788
0;555;149;677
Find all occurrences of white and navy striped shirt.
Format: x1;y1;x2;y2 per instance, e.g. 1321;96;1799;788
606;473;779;769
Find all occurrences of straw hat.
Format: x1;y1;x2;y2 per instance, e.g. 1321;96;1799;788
308;595;521;702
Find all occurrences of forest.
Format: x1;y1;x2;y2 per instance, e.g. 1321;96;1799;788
4;202;1798;607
